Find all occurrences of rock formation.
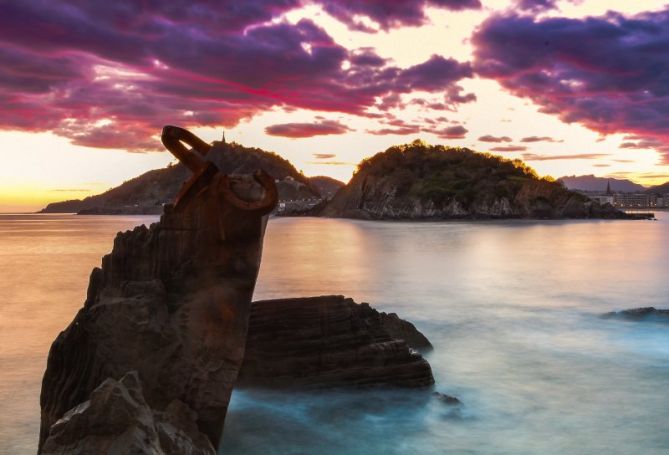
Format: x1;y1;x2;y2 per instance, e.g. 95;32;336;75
39;126;278;452
237;296;434;388
602;307;669;323
41;371;215;455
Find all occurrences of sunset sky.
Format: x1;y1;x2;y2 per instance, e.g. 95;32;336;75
1;0;669;211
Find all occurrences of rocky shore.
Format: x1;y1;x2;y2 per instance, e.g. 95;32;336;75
38;127;438;454
238;296;433;388
602;307;669;323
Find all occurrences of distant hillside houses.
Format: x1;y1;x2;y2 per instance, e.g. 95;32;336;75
581;181;669;208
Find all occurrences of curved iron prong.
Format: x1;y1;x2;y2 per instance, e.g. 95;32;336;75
161;125;212;172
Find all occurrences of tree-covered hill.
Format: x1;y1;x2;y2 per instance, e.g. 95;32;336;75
41;141;321;214
320;140;626;220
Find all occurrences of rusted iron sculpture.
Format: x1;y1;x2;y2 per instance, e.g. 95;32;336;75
39;127;277;452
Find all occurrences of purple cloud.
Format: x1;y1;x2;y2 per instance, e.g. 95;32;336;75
430;124;468;139
473;9;669;163
516;0;557;13
320;0;481;31
266;120;352;138
520;136;563;143
0;1;475;151
479;135;512;143
522;153;608;161
490;145;527;152
367;118;421;135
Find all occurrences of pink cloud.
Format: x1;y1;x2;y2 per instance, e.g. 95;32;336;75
266;119;352;138
0;2;475;151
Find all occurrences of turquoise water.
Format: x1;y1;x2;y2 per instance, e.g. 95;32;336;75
1;214;668;454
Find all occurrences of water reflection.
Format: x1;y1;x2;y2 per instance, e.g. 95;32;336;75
1;214;668;454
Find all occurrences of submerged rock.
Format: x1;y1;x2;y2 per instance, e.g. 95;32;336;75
373;308;432;351
432;391;461;406
602;307;669;322
39;126;278;452
41;371;215;455
237;296;434;388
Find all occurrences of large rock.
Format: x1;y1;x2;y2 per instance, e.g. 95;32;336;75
602;307;669;323
39;127;278;452
237;296;434;388
42;371;215;455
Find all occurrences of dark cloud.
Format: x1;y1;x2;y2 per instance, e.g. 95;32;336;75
320;0;481;31
522;153;608;161
0;1;474;151
367;117;421;135
397;56;473;91
367;125;421;136
367;117;467;139
473;9;669;163
307;161;354;165
313;153;336;159
479;135;512;143
266;120;352;138
619;136;665;150
490;145;527;152
520;136;563;143
515;0;557;13
428;124;468;139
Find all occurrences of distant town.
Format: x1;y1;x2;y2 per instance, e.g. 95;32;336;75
578;181;669;209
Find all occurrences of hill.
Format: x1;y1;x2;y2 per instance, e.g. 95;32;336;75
307;176;345;199
320;140;626;220
558;175;645;193
41;141;321;214
647;181;669;194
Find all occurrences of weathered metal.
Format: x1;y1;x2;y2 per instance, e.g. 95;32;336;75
161;125;277;215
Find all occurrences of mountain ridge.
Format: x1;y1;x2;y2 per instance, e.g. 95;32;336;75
558;174;646;193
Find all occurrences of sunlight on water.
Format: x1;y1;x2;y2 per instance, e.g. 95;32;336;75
1;213;668;454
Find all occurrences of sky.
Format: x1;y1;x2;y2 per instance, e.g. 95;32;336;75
1;0;669;212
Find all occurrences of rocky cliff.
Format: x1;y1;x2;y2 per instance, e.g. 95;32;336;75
39;127;278;452
237;296;434;388
602;307;669;323
308;176;345;199
41;372;216;455
321;140;629;220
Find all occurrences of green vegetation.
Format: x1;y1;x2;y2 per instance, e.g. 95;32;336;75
41;141;320;214
355;140;559;206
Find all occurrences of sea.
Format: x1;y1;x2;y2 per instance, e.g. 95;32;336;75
1;213;668;454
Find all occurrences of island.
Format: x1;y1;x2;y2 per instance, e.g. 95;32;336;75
41;136;648;220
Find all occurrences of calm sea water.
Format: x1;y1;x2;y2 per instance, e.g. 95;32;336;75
1;213;668;454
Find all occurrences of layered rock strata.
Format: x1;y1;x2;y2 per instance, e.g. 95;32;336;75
39;127;278;452
41;371;215;455
237;296;434;388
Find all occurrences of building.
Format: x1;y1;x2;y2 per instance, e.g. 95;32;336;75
591;194;614;205
613;193;653;208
